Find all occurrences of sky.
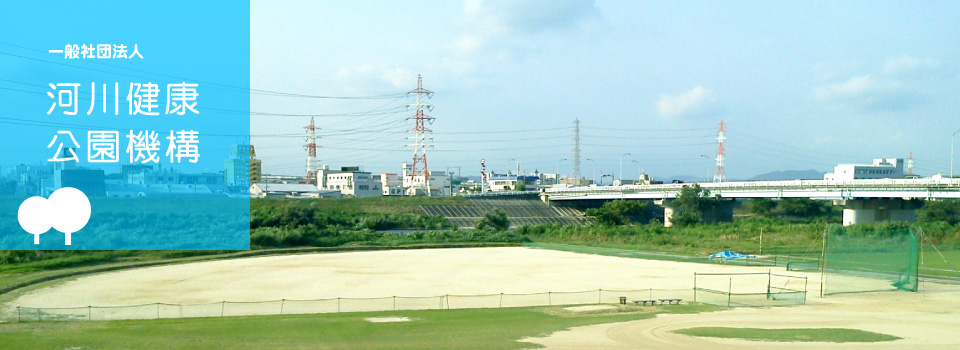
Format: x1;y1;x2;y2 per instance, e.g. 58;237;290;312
250;0;960;182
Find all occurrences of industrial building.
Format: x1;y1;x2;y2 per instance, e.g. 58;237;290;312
318;165;382;198
823;158;905;181
401;162;453;196
486;174;539;192
378;173;404;196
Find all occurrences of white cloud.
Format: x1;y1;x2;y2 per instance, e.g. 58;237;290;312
814;55;942;113
334;65;418;95
883;55;940;76
814;75;914;112
462;0;598;36
815;75;890;100
453;34;486;56
656;86;719;120
450;0;600;62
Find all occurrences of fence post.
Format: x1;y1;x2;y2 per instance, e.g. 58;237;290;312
598;289;602;304
446;295;450;310
220;301;225;317
38;308;42;322
280;299;285;315
649;288;653;300
337;298;341;313
16;307;20;323
88;306;91;321
499;293;503;308
767;270;772;300
803;277;809;305
727;278;732;308
693;273;697;303
393;296;396;311
548;292;552;306
156;303;160;319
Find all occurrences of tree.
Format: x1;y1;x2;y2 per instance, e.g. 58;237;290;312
585;200;649;226
744;198;777;216
671;184;719;226
776;198;830;217
476;208;510;231
918;200;960;225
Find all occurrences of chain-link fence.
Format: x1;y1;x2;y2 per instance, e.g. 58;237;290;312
14;288;697;322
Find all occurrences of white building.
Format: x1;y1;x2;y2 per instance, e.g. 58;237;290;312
486;174;539;192
317;165;382;198
824;158;905;181
401;163;453;196
379;173;404;196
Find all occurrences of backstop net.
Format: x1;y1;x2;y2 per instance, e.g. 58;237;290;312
694;271;808;307
821;225;919;296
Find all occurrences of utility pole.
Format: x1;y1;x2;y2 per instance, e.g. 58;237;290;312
952;129;960;178
619;152;631;185
572;119;581;185
556;158;567;185
586;158;597;185
632;160;642;183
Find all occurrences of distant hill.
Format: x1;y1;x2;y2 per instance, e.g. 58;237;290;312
749;169;825;181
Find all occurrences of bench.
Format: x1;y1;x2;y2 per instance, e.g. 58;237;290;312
633;299;658;306
658;298;682;305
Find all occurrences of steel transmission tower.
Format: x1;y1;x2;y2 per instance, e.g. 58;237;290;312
407;75;435;195
572;119;581;184
714;120;725;182
304;117;318;185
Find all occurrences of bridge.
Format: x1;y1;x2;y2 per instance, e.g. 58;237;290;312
541;178;960;227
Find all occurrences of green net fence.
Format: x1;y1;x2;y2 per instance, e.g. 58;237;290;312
821;225;919;295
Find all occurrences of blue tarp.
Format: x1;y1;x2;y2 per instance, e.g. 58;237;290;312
708;250;756;261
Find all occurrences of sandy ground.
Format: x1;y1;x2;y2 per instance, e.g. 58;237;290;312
6;247;814;308
564;305;618;312
522;286;960;349
364;316;412;323
5;247;958;348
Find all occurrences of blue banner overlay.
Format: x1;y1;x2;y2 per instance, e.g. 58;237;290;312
0;1;251;249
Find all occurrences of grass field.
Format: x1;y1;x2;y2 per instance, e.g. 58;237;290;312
0;304;718;350
672;327;901;343
526;242;960;281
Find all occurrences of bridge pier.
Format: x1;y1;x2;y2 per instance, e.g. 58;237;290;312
655;199;735;228
833;199;924;226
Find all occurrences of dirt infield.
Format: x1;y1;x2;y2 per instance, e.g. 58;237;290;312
6;247;957;347
6;247;813;309
522;283;960;349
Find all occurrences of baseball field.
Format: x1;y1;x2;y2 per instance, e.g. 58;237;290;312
2;246;959;349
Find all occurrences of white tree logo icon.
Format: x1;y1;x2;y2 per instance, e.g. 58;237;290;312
17;187;91;245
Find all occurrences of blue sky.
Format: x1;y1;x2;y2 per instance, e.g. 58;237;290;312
250;0;960;181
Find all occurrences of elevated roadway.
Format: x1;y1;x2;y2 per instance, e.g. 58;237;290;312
542;178;960;226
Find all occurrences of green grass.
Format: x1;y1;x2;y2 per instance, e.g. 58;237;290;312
0;304;720;350
526;239;960;281
672;327;901;343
